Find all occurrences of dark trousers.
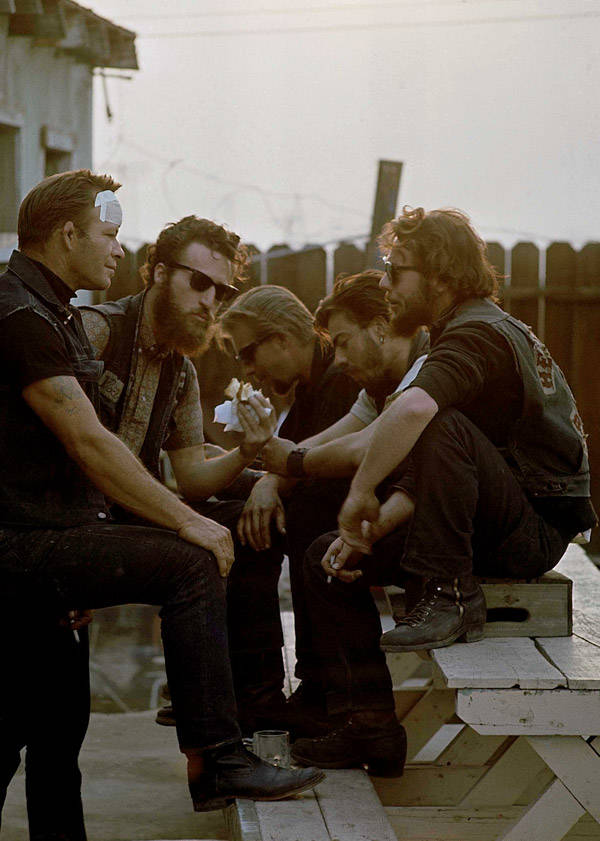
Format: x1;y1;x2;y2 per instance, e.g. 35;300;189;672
304;409;572;714
193;499;286;709
284;478;350;687
0;523;241;749
0;625;90;841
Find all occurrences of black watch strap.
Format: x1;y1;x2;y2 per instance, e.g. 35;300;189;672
287;447;308;478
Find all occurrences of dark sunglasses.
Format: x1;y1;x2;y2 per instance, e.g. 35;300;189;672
234;335;271;365
168;262;238;303
383;258;419;284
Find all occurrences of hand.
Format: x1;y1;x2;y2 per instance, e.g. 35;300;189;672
321;536;364;584
338;487;381;553
237;394;277;460
237;474;286;551
178;516;235;577
59;609;93;631
260;437;296;475
362;490;415;546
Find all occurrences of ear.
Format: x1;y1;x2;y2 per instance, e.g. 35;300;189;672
61;221;77;251
153;262;169;287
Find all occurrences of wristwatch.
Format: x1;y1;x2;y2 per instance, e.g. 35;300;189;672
287;447;308;478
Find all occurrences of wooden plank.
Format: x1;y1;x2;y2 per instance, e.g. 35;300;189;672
457;688;600;735
314;768;397;841
226;799;263;841
556;547;600;648
460;736;549;807
255;792;330;841
373;765;488;807
528;736;600;823
436;726;510;767
386;651;428;687
400;688;457;761
537;636;600;689
386;805;600;841
432;638;566;689
393;688;430;721
498;778;586;841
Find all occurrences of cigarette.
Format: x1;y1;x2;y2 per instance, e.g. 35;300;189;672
69;610;80;644
327;550;339;584
326;575;332;584
73;629;80;644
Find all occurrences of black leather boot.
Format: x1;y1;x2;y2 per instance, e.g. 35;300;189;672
379;575;486;652
188;741;325;812
291;716;406;777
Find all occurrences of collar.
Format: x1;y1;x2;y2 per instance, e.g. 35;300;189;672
429;299;466;344
7;250;74;312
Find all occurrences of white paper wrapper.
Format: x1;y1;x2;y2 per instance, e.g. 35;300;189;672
213;398;272;433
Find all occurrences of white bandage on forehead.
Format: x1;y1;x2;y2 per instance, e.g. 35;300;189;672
94;190;123;226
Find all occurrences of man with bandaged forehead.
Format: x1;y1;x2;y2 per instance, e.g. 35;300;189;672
0;170;323;840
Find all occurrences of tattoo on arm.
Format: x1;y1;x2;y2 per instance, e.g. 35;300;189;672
51;378;85;416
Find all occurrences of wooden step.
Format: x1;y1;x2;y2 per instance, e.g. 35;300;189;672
225;769;397;841
385;571;572;638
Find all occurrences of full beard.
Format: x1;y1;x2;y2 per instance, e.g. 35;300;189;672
389;278;436;336
152;282;215;357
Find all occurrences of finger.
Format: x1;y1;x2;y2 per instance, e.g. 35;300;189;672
337;568;363;584
322;538;342;564
275;503;287;535
259;508;272;549
237;513;247;545
250;506;265;551
213;548;229;578
321;556;338;577
338;525;371;553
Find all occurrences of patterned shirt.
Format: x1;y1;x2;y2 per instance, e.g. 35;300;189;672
81;300;204;457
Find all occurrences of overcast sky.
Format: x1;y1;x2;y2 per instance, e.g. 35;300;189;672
92;0;600;253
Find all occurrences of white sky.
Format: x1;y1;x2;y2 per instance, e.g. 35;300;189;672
92;0;600;252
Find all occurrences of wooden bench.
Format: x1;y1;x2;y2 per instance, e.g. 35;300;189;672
379;544;600;841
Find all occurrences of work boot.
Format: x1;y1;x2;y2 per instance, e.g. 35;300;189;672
155;682;176;726
291;715;406;777
380;575;486;652
188;740;325;811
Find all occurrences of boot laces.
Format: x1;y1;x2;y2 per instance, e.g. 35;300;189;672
395;588;442;628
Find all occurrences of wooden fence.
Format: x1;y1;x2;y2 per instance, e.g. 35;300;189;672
106;238;600;550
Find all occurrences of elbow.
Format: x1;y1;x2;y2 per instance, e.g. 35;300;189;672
404;387;439;426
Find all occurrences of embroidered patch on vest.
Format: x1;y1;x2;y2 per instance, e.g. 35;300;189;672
570;407;589;458
532;338;556;395
98;369;124;405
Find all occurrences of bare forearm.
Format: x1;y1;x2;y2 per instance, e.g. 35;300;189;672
302;430;367;478
351;387;438;494
70;429;197;530
177;449;258;501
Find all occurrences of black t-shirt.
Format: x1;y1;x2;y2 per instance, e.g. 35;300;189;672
0;259;76;390
279;341;360;443
411;319;594;536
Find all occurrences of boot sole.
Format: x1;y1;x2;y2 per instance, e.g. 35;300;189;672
192;770;326;811
380;625;484;653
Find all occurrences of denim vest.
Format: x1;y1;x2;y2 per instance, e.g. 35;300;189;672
0;252;110;527
440;298;591;498
81;291;186;479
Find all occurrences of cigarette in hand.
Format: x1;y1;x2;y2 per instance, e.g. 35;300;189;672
327;551;339;584
69;610;80;644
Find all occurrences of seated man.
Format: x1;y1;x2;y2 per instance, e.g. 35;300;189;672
232;271;428;739
0;171;323;839
80;216;291;735
267;206;597;773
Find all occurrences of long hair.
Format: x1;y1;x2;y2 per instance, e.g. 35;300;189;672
378;206;500;302
220;284;323;346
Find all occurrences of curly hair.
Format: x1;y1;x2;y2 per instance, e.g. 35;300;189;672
315;270;390;329
18;169;121;249
378;206;499;302
140;215;249;287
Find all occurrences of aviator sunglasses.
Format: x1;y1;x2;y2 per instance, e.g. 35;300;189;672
168;262;239;303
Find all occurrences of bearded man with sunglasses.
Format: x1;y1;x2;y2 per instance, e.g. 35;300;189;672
80;216;291;736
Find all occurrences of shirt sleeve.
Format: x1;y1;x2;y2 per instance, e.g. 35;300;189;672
80;307;111;360
349;388;379;425
409;323;516;409
163;359;205;451
0;309;75;389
